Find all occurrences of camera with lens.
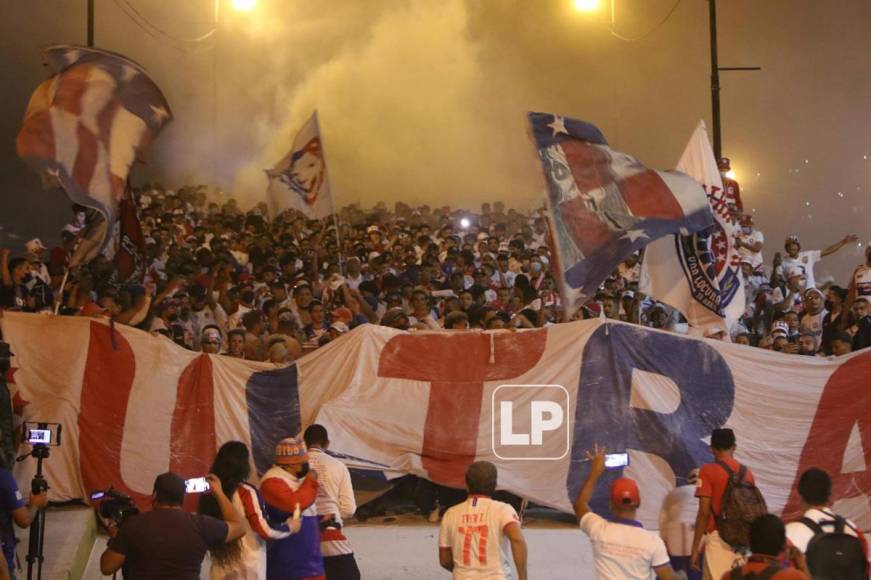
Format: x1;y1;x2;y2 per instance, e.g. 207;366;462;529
90;488;139;527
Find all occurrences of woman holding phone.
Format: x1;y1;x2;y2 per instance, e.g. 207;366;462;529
198;441;301;579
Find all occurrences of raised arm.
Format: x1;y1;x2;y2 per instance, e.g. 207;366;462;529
573;444;606;521
260;471;319;513
237;484;299;540
821;234;858;258
206;474;245;543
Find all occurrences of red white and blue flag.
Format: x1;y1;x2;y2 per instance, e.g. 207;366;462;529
3;313;871;529
529;112;713;315
16;45;172;256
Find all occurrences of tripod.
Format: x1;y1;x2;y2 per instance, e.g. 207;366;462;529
17;444;49;580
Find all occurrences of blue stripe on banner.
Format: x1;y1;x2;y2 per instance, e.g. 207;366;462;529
246;364;301;474
567;323;735;514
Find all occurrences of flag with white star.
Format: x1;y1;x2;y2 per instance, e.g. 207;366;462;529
16;45;173;259
528;112;713;316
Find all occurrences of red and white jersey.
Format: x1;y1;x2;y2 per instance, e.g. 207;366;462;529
850;264;871;298
439;496;520;580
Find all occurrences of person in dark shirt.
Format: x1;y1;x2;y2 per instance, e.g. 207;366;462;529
0;250;30;311
0;452;47;576
100;472;244;579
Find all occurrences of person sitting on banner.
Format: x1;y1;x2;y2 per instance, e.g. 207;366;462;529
101;472;244;579
439;461;528;580
574;445;675;580
260;436;324;580
199;441;301;580
304;425;361;580
724;515;809;579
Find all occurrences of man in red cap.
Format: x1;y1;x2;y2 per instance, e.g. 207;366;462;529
718;158;743;213
574;445;675;579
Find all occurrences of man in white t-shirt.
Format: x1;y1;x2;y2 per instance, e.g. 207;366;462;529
777;234;857;289
848;246;871;303
304;424;360;580
574;445;675;580
785;468;868;559
735;215;764;269
438;461;527;580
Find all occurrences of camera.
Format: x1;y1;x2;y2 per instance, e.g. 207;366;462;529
90;488;140;527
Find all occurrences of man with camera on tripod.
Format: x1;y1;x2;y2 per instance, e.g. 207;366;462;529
100;472;245;579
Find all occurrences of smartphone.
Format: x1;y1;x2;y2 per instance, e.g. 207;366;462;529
184;477;211;494
604;452;630;469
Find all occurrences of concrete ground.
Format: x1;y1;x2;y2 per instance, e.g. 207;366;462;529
80;513;597;580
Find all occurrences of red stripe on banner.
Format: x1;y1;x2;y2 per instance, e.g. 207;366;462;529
16;110;56;161
78;321;152;506
378;331;547;487
562;140;616;193
783;351;871;520
619;169;684;219
170;354;216;512
52;66;91;117
557;196;618;256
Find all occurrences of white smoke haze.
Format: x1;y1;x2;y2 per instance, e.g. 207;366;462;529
99;0;554;211
5;0;868;281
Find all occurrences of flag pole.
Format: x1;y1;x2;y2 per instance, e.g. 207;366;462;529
313;111;345;276
53;269;69;315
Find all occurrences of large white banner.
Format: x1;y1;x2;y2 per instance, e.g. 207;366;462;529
641;121;745;336
3;313;869;529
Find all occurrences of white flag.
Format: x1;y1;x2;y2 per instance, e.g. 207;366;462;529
266;111;333;219
640;121;745;336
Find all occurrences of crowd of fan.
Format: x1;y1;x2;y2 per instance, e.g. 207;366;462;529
0;184;869;360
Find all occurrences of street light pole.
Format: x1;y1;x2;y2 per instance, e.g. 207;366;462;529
87;0;95;47
708;0;760;163
709;0;721;160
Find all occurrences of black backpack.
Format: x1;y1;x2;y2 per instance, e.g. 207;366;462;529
802;514;868;580
715;460;768;549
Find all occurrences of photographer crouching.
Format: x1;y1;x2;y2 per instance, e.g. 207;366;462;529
100;472;245;578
